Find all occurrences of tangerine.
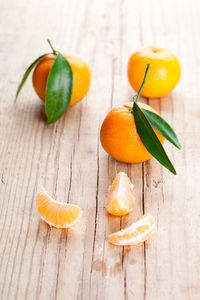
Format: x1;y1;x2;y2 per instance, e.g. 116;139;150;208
32;54;91;106
128;46;181;98
100;102;164;163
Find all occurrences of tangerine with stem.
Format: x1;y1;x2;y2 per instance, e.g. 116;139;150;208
100;64;164;163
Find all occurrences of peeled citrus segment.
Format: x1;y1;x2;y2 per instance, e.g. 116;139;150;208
36;192;82;228
108;214;155;246
106;172;135;216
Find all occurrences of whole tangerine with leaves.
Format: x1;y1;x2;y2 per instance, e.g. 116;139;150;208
16;39;91;124
32;53;91;106
100;64;181;174
127;46;181;98
100;101;164;163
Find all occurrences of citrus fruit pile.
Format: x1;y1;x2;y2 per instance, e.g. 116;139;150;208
101;49;181;174
15;42;181;175
16;41;181;247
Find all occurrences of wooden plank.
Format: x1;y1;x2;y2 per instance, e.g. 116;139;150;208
0;0;200;299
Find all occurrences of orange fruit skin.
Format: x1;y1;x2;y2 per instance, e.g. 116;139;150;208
108;213;155;246
106;172;135;216
32;54;91;106
128;46;181;98
100;102;164;163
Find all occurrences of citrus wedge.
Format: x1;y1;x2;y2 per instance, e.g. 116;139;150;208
106;172;135;216
36;192;82;228
108;213;155;246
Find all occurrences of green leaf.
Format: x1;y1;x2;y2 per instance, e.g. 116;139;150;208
141;109;181;149
15;53;49;101
133;103;176;174
45;53;73;124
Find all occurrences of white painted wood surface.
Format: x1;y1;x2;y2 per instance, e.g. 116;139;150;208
0;0;199;299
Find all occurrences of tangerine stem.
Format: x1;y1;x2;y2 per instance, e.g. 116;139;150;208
47;39;57;55
135;63;150;104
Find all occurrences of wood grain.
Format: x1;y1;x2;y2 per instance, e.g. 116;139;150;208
0;0;200;299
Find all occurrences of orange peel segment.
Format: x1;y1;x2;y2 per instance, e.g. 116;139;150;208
36;192;82;228
108;213;155;246
106;172;135;216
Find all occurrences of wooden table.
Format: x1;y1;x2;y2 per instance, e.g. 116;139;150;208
0;0;199;299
